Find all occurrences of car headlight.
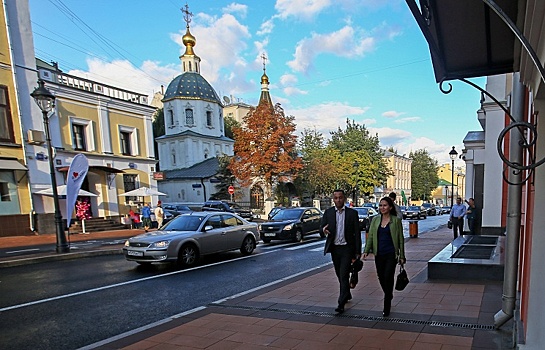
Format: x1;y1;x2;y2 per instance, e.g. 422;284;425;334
150;240;170;249
258;224;262;230
124;240;129;247
284;224;293;231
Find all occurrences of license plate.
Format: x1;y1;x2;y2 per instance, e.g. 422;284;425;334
264;233;276;237
127;250;144;257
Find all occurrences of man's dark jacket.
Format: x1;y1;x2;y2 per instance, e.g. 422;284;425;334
321;206;362;257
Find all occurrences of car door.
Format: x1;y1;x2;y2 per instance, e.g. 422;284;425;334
308;208;321;233
199;214;225;254
221;214;245;250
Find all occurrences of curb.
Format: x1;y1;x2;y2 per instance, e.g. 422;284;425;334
0;248;123;268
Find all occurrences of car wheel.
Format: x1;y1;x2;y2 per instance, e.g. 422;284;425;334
294;229;303;242
178;244;199;267
263;238;271;243
240;236;256;255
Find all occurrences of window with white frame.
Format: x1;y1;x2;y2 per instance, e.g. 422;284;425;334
118;125;138;156
168;108;174;127
206;111;213;127
185;108;194;126
70;117;95;151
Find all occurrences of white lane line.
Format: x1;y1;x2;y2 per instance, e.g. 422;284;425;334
259;242;297;250
309;247;323;252
0;250;276;313
78;306;207;350
6;248;40;254
285;240;324;250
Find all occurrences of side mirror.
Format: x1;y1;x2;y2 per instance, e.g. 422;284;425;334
204;225;214;231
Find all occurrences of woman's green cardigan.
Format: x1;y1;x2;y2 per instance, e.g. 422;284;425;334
364;214;405;260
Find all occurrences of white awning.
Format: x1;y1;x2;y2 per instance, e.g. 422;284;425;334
0;159;28;171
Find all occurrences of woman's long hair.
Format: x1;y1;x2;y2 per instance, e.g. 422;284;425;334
380;196;397;216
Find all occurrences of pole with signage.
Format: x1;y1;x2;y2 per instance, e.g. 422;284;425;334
228;185;235;202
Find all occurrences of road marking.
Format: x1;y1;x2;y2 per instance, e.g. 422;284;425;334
285;240;324;250
6;248;40;254
0;250;276;313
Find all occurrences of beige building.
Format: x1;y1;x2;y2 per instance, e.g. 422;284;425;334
382;151;412;205
0;2;31;236
433;163;464;206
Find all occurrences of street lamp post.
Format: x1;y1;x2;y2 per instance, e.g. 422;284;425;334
449;146;458;208
353;161;359;206
31;79;69;253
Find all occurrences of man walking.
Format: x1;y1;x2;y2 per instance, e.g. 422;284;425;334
465;198;478;235
388;192;402;217
141;203;152;232
321;189;362;313
449;197;466;239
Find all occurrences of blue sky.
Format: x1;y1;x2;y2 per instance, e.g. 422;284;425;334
28;0;483;165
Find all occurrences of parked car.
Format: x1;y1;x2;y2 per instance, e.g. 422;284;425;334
422;203;437;216
201;200;253;221
363;203;378;210
404;206;427;220
123;212;259;267
163;204;193;215
353;207;379;232
161;209;179;226
259;207;323;243
440;206;451;215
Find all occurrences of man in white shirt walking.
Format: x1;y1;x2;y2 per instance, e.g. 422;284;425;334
154;201;164;229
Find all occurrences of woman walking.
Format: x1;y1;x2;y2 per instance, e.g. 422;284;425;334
363;196;406;317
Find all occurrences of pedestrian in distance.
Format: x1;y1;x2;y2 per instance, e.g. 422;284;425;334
449;197;466;239
388;192;402;218
154;201;164;229
465;198;477;235
363;196;405;317
321;189;362;314
141;203;152;232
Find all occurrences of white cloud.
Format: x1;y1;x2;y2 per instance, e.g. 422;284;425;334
287;25;375;73
283;86;308;96
275;0;332;20
280;74;298;85
68;58;178;98
394;117;421;124
257;18;275;35
288;101;370;137
382;110;403;118
381;136;464;166
371;127;412;146
222;3;248;17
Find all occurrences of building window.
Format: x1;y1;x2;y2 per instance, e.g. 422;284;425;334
206;111;212;127
0;182;10;202
120;131;132;155
72;124;86;150
123;174;137;203
168;109;174;126
185;109;194;125
0;86;14;142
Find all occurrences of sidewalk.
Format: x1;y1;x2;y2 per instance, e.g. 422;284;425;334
1;226;511;349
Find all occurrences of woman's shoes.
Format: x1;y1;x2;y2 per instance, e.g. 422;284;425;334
382;298;391;317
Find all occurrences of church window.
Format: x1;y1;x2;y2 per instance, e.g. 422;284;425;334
206;111;212;127
189;62;192;71
185;109;194;125
171;149;176;165
120;131;132;155
168;109;174;126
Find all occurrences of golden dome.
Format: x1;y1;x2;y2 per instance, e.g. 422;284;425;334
182;27;196;55
261;72;269;85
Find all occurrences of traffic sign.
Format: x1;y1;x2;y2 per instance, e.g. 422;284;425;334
228;185;235;195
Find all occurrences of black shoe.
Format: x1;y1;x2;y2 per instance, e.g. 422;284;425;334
347;293;352;302
335;304;345;313
382;310;390;317
383;298;391;317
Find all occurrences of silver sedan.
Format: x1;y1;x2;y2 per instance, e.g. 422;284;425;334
123;211;259;267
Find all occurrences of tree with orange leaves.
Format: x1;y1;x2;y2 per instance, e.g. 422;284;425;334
229;102;303;197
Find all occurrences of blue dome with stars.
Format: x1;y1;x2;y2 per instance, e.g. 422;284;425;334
162;72;221;104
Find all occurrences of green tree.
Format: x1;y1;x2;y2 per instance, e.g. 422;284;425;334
410;149;439;201
224;115;240;139
211;155;236;200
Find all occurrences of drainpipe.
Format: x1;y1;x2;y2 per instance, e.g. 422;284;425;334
200;178;207;201
494;73;524;328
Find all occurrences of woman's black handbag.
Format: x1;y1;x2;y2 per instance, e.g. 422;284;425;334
395;265;409;291
447;220;453;229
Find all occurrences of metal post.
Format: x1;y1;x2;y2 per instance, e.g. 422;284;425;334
43;110;69;253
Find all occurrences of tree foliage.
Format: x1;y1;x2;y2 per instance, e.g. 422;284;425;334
211;155;236;200
224;115;240;139
152;108;165;138
229;103;303;196
410;149;439;201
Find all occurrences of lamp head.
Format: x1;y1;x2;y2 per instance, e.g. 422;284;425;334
449;146;458;161
30;79;56;113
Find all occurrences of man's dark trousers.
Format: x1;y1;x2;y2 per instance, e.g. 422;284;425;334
452;217;463;238
331;244;352;306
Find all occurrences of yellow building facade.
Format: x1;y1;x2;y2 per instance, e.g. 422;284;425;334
382;151;412;205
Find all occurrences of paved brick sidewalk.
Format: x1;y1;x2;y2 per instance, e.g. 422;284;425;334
80;226;512;350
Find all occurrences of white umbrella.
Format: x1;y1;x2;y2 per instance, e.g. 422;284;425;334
36;185;98;197
118;186;167;197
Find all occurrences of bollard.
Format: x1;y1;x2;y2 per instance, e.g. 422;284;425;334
409;220;418;238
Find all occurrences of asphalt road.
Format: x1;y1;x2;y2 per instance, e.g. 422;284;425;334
0;215;448;349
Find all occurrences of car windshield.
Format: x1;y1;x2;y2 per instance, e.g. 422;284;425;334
162;215;204;231
355;208;369;215
272;208;303;220
409;206;421;210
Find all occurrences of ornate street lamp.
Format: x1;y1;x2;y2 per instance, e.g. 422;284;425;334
353;161;359;206
448;146;458;208
31;80;69;253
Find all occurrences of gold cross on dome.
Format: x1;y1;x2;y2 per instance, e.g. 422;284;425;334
261;53;268;71
181;3;193;26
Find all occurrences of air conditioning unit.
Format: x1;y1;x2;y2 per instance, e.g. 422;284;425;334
93;84;104;94
27;129;45;144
